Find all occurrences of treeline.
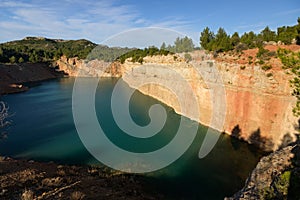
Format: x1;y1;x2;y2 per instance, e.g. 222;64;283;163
116;36;195;64
0;36;195;64
0;37;97;63
160;36;195;53
117;47;172;64
200;18;300;52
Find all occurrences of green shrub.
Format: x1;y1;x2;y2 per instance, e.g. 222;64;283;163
184;53;192;62
257;60;265;65
262;65;272;71
266;72;273;77
240;65;246;70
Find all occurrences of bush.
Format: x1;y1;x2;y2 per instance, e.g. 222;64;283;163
266;72;273;77
184;53;192;62
21;189;34;200
262;65;272;71
235;43;248;52
258;60;265;65
240;65;246;70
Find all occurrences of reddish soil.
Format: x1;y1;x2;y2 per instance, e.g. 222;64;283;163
215;44;300;70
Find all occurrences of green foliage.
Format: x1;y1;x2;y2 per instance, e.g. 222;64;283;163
230;32;240;46
200;27;215;51
184;53;192;62
240;65;246;70
200;27;233;52
0;37;97;63
213;28;233;52
258;60;265;65
257;47;269;58
160;42;167;50
275;171;291;196
266;72;273;77
241;31;261;49
9;56;16;63
261;26;277;42
117;47;173;64
261;65;272;71
278;48;300;116
174;36;194;53
86;45;133;62
18;57;24;63
158;37;195;53
257;47;276;61
260;171;291;200
200;18;300;53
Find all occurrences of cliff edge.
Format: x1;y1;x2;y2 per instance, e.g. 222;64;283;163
54;48;299;151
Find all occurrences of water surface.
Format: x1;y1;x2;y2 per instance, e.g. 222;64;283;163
0;78;262;199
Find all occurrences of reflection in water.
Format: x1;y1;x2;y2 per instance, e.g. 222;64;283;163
0;78;263;199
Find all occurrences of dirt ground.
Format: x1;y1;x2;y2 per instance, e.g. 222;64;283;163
0;157;164;200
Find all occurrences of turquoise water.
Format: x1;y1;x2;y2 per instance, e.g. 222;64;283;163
0;78;262;199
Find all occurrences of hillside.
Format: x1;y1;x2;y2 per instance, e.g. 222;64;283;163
0;37;97;63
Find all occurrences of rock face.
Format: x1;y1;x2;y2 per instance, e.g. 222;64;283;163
225;143;300;200
55;51;299;151
54;56;124;77
0;63;64;95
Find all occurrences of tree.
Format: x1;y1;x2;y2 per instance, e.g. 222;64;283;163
174;36;194;53
200;27;215;50
240;31;257;48
160;42;166;50
18;57;24;63
261;26;276;42
184;53;192;62
9;56;16;63
213;28;233;52
231;32;240;46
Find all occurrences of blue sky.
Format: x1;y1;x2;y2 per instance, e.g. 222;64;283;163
0;0;299;47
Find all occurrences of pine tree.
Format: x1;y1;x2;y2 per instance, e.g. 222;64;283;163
200;27;215;50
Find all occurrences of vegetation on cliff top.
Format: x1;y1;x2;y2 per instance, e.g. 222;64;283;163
278;48;300;117
200;17;300;53
115;36;194;64
0;36;195;64
0;37;97;63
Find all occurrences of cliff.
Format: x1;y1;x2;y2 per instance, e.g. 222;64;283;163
54;50;299;151
225;142;300;199
0;63;65;95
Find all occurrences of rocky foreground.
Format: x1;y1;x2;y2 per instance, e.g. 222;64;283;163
226;142;300;200
0;157;163;200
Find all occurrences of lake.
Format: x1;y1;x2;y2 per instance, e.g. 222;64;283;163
0;77;263;199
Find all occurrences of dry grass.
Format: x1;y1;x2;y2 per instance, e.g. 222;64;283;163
21;189;34;200
70;191;85;200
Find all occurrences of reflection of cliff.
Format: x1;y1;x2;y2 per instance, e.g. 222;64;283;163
55;52;299;151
